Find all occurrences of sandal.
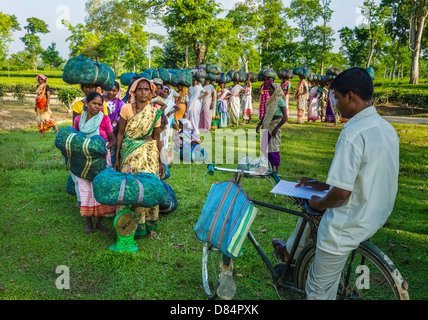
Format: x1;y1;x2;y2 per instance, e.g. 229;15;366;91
272;238;295;264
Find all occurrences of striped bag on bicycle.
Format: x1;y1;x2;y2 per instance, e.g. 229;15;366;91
194;173;258;258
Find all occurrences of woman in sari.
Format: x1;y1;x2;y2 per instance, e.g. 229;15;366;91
256;83;288;174
160;86;180;150
210;79;220;130
72;92;117;234
241;78;253;125
72;84;109;123
228;80;244;127
174;83;189;122
217;82;232;128
104;80;124;128
295;75;309;124
307;80;320;122
258;77;274;119
114;78;164;236
280;75;292;123
200;79;216;131
187;79;208;134
35;74;58;135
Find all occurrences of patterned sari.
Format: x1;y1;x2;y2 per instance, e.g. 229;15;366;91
228;84;244;127
295;80;308;124
259;79;273;119
35;82;56;133
119;78;163;235
174;87;189;122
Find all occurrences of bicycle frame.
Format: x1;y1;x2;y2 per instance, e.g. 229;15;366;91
204;164;320;298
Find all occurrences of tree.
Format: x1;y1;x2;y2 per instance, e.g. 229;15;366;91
360;0;390;68
258;0;299;70
85;0;132;76
0;12;21;64
41;42;64;72
339;26;370;67
20;17;49;72
381;0;410;81
287;0;324;69
63;21;103;61
409;0;428;84
163;0;231;67
226;0;261;72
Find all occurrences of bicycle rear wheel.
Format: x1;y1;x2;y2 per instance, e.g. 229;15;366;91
202;242;222;300
295;241;409;300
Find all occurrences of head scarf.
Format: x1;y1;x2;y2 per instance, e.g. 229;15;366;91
36;74;47;82
152;78;163;86
128;78;156;104
262;83;285;130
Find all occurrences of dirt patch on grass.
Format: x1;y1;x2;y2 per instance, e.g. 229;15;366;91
0;96;72;131
375;102;428;117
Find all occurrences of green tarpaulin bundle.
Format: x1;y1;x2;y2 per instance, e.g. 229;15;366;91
62;55;115;91
159;181;178;214
326;67;342;77
202;63;222;76
92;167;166;207
228;70;247;83
366;67;375;79
247;72;258;83
168;69;192;87
293;67;312;79
278;69;294;80
54;127;108;181
216;73;231;84
145;68;159;79
191;67;208;83
258;68;277;81
120;72;152;86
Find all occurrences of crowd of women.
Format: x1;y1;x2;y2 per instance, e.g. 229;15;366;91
37;67;339;235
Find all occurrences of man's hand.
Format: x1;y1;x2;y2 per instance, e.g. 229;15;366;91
296;177;330;191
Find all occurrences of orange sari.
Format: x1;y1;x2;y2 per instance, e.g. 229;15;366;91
174;87;188;122
35;83;56;133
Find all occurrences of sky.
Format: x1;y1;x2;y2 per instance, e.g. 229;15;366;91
1;0;381;59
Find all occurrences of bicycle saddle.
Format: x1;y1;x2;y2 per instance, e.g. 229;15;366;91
303;200;325;216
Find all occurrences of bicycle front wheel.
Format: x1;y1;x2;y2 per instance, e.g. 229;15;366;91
295;241;409;300
202;242;222;300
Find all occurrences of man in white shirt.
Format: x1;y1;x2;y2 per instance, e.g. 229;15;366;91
273;67;400;299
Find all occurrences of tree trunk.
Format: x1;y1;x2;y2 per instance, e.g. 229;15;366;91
185;45;189;68
114;58;118;78
391;41;400;81
409;0;428;85
193;41;207;67
366;40;376;68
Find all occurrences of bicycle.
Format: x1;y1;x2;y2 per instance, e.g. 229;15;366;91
200;164;409;300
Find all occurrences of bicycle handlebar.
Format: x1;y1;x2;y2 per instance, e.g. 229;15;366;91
207;164;275;178
205;164;325;216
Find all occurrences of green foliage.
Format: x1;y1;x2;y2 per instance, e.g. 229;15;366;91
373;79;428;108
57;87;82;112
12;83;30;103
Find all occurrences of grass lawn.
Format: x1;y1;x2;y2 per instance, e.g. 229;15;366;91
0;114;427;300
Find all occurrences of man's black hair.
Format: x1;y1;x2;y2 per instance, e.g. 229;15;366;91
330;67;373;101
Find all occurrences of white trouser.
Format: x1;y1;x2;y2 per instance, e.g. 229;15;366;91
305;247;350;300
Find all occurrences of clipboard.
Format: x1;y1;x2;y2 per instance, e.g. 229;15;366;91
270;180;328;200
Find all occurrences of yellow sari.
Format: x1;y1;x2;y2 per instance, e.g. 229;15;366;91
119;79;163;236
